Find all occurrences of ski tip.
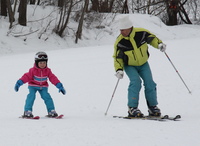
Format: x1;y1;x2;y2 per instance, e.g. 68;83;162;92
162;115;169;119
176;115;181;119
33;116;40;119
55;114;64;119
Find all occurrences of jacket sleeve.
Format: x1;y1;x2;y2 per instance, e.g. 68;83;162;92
19;68;33;84
145;29;163;48
48;69;61;86
113;38;124;71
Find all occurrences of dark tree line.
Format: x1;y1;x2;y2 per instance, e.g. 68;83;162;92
0;0;195;27
0;0;197;43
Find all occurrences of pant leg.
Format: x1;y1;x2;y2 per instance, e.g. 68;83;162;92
139;62;158;107
24;86;37;111
38;87;55;113
124;65;142;108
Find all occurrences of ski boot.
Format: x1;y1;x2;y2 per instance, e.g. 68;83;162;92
23;111;34;118
47;110;58;117
128;107;144;117
148;106;161;117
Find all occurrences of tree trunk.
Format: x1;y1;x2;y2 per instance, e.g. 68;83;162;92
1;0;7;16
37;0;40;5
56;0;73;37
109;0;115;12
166;0;179;25
75;0;89;43
6;0;14;28
178;1;192;24
58;0;64;7
100;1;109;12
13;0;18;16
166;0;192;25
167;9;178;25
90;0;99;12
29;0;36;4
18;0;27;26
122;0;129;14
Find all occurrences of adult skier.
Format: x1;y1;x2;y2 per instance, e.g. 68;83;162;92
113;16;166;117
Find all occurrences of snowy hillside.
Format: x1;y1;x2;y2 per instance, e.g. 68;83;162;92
1;9;200;146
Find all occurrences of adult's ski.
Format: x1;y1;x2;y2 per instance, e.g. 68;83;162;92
113;115;181;121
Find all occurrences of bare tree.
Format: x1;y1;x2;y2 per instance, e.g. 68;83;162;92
132;0;192;25
30;0;36;4
109;0;115;12
178;0;192;24
1;0;15;25
55;0;73;37
18;0;27;26
6;0;14;28
0;0;15;28
122;0;129;13
58;0;64;7
75;0;89;43
1;0;8;16
165;0;192;25
187;0;198;21
90;0;100;12
165;0;179;25
90;0;120;13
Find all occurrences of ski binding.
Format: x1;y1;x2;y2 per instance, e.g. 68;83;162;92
19;116;40;120
45;114;64;119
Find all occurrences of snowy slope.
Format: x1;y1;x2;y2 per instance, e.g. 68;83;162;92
0;12;200;146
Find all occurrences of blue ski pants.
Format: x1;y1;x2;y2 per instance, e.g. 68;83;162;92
124;62;158;108
24;86;55;112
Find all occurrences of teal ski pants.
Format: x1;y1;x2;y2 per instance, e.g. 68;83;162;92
24;86;55;112
124;62;158;108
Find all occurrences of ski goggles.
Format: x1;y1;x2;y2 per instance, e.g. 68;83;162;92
35;54;48;60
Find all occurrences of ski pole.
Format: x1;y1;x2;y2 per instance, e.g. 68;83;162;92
164;52;192;94
105;78;120;116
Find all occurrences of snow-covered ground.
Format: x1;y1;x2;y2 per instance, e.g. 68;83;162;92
1;8;200;146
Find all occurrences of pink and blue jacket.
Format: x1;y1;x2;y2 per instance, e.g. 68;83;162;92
20;64;60;87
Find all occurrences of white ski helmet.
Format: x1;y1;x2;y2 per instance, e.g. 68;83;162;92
35;51;48;66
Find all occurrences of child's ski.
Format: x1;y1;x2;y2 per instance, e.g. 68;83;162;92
45;114;64;119
19;116;40;120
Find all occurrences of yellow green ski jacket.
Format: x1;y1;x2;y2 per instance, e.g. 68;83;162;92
113;27;163;71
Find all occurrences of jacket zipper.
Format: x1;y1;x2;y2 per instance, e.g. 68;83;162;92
40;70;42;90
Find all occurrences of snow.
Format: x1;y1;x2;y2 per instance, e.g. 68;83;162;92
1;7;200;146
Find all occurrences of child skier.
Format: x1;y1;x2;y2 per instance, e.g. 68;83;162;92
14;51;66;118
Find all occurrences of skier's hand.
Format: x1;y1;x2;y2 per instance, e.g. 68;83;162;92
158;43;166;52
115;70;124;79
56;83;66;95
14;80;24;92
